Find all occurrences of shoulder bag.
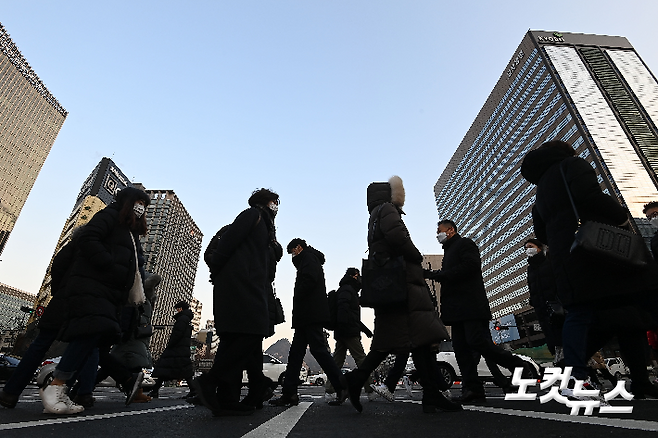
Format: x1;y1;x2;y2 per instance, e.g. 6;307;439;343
560;163;651;269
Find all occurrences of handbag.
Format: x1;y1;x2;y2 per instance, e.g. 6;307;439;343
560;163;651;269
546;300;565;325
360;204;407;309
273;287;285;325
128;232;146;305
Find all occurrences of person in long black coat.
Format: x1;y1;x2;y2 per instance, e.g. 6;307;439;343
150;302;194;397
270;239;347;406
426;220;532;403
40;187;151;414
193;188;279;416
521;140;658;392
344;176;459;414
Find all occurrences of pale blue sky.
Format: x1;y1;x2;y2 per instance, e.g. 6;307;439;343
1;1;657;349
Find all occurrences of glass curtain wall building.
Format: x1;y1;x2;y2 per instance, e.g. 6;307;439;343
0;22;67;256
434;31;658;334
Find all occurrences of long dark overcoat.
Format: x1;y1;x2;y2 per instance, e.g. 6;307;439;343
291;247;330;329
152;308;194;379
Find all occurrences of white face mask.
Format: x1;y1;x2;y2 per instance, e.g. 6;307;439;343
526;247;539;257
268;201;278;215
437;232;448;244
651;217;658;229
133;203;145;218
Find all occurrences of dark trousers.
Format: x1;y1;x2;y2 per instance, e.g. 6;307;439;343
451;320;524;393
56;336;131;386
3;328;58;395
562;304;594;380
385;352;409;392
282;324;343;395
207;333;263;404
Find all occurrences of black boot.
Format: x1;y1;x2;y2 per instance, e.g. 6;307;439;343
268;393;299;407
344;371;365;413
422;391;463;413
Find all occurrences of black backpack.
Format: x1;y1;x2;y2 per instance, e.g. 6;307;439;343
326;289;338;331
204;225;230;273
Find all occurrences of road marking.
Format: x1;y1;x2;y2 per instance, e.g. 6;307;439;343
402;400;658;432
0;404;193;430
241;402;312;438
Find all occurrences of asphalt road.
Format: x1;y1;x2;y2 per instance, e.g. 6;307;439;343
1;382;658;437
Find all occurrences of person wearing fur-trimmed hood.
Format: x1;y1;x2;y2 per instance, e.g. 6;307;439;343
344;176;461;414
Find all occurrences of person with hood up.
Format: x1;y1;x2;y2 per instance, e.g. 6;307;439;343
40;187;151;414
521;140;658;398
344;176;461;414
269;239;347;407
149;301;195;398
324;267;375;402
192;188;279;416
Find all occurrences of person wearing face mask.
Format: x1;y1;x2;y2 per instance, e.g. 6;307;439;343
425;220;537;404
40;187;151;414
192;188;279;416
270;239;349;407
324;267;376;403
524;239;562;361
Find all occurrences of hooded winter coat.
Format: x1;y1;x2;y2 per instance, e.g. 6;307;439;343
334;274;363;340
209;207;271;336
434;233;492;325
291;246;330;329
152;308;194;380
60;200;146;343
520;146;658;306
366;176;449;352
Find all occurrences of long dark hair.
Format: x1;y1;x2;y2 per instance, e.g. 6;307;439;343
118;201;147;235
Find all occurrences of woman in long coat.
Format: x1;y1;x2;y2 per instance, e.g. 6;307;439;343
521;140;658;395
345;176;459;414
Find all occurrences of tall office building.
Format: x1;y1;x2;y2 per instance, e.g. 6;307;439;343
434;31;658;346
136;187;202;361
35;158;132;311
0;22;68;256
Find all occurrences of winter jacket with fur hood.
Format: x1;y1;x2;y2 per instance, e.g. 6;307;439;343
366;176;449;353
291;246;330;328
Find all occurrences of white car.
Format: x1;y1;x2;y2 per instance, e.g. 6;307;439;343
604;357;630;380
307;373;327;386
434;341;541;387
241;353;306;386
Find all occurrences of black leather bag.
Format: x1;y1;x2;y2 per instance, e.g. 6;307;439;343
273;290;285;325
360;253;407;309
560;164;651;269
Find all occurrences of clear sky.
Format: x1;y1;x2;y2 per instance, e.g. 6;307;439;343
1;1;657;351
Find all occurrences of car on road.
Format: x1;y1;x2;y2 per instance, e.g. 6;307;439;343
241;353;307;386
0;354;20;382
307;373;327;386
434;341;541;387
604;357;630;380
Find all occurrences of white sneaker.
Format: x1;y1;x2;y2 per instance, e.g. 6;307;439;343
370;384;395;402
402;376;413;397
41;385;84;415
367;392;379;401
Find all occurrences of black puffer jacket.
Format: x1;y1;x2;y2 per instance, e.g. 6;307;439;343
60;204;143;342
431;234;491;325
526;251;558;310
366;179;449;353
38;237;79;331
210;207;270;336
334;274;363;340
152;308;194;380
291;246;330;329
521;146;658;306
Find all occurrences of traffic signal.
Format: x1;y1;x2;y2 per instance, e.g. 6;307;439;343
494;321;509;331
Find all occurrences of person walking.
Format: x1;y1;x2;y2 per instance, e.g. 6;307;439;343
425;219;536;403
345;176;461;414
324;267;375;402
39;187;151;414
192;189;279;416
521;140;658;397
269;239;348;407
149;301;195;398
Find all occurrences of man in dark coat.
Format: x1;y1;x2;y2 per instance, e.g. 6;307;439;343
426;219;534;403
150;301;194;397
521;140;658;397
325;268;374;400
192;189;279;416
269;239;347;407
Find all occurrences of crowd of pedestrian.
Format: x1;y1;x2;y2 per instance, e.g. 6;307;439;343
3;138;658;416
